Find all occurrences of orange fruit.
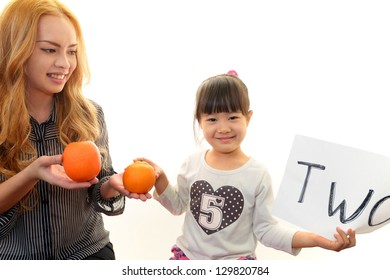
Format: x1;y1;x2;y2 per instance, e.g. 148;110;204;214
62;141;101;182
123;161;156;193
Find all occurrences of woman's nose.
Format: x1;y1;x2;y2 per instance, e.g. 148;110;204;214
54;52;71;69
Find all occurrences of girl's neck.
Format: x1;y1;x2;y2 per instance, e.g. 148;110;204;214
205;148;249;170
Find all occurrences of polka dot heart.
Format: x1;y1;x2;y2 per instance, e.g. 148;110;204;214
190;180;244;235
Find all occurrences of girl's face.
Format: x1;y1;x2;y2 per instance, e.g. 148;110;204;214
199;111;252;154
25;15;77;98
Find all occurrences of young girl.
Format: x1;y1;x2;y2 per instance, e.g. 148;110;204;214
139;72;356;260
0;0;147;260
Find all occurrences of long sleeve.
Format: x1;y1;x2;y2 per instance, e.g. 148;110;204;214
153;150;302;259
153;159;191;216
0;206;18;240
252;170;300;255
89;101;125;216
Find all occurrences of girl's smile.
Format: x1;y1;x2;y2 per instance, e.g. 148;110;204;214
216;135;236;143
200;111;251;153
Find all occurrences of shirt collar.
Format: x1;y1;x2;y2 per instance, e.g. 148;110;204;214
29;100;57;125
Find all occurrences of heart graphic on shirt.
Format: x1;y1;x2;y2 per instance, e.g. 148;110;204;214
190;180;244;235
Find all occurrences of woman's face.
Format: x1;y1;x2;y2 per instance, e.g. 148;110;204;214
25;14;78;98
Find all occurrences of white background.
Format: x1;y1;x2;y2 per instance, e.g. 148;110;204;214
1;0;390;267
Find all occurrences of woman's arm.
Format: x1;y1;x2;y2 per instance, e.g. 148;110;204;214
0;155;95;214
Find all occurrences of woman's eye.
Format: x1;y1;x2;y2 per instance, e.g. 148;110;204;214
41;48;55;53
69;50;77;55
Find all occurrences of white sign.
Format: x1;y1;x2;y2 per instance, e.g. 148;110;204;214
273;135;390;239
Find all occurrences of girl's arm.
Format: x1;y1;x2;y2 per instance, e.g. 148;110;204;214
132;157;189;215
292;227;356;251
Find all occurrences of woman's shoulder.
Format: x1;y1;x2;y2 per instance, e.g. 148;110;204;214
87;99;106;120
87;99;102;111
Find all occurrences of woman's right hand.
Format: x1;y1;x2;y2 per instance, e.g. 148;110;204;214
0;154;96;214
30;154;98;189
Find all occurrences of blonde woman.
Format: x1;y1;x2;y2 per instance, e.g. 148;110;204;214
0;0;146;259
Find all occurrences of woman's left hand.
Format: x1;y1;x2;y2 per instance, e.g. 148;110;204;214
102;173;152;201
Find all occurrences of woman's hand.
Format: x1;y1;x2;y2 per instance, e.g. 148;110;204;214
0;154;97;214
101;173;152;202
100;157;170;201
32;155;98;189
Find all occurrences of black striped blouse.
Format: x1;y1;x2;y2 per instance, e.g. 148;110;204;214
0;101;125;259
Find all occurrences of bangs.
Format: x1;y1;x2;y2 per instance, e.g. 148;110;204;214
196;75;249;117
201;88;243;115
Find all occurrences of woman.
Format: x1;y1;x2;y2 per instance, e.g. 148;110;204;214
0;0;148;260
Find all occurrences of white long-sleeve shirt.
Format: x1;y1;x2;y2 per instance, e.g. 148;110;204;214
154;150;300;260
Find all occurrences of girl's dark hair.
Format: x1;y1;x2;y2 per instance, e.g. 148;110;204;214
194;73;250;122
193;73;251;143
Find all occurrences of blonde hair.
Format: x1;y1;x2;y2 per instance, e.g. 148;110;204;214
0;0;101;207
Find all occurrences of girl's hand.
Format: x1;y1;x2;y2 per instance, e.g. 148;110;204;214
133;157;169;195
133;157;164;179
330;227;356;251
292;227;356;251
314;227;356;251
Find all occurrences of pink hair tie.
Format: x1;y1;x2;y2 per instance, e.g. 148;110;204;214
227;70;238;76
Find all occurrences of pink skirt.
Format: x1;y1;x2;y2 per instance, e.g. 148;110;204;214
169;245;256;260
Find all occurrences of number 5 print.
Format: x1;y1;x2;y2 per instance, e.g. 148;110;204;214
198;193;225;230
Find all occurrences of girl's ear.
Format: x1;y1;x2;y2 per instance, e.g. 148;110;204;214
198;119;203;129
246;110;253;125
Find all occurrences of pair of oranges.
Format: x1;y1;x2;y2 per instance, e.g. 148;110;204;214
62;141;155;193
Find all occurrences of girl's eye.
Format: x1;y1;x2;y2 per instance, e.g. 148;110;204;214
207;118;217;122
228;115;239;120
69;50;77;56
